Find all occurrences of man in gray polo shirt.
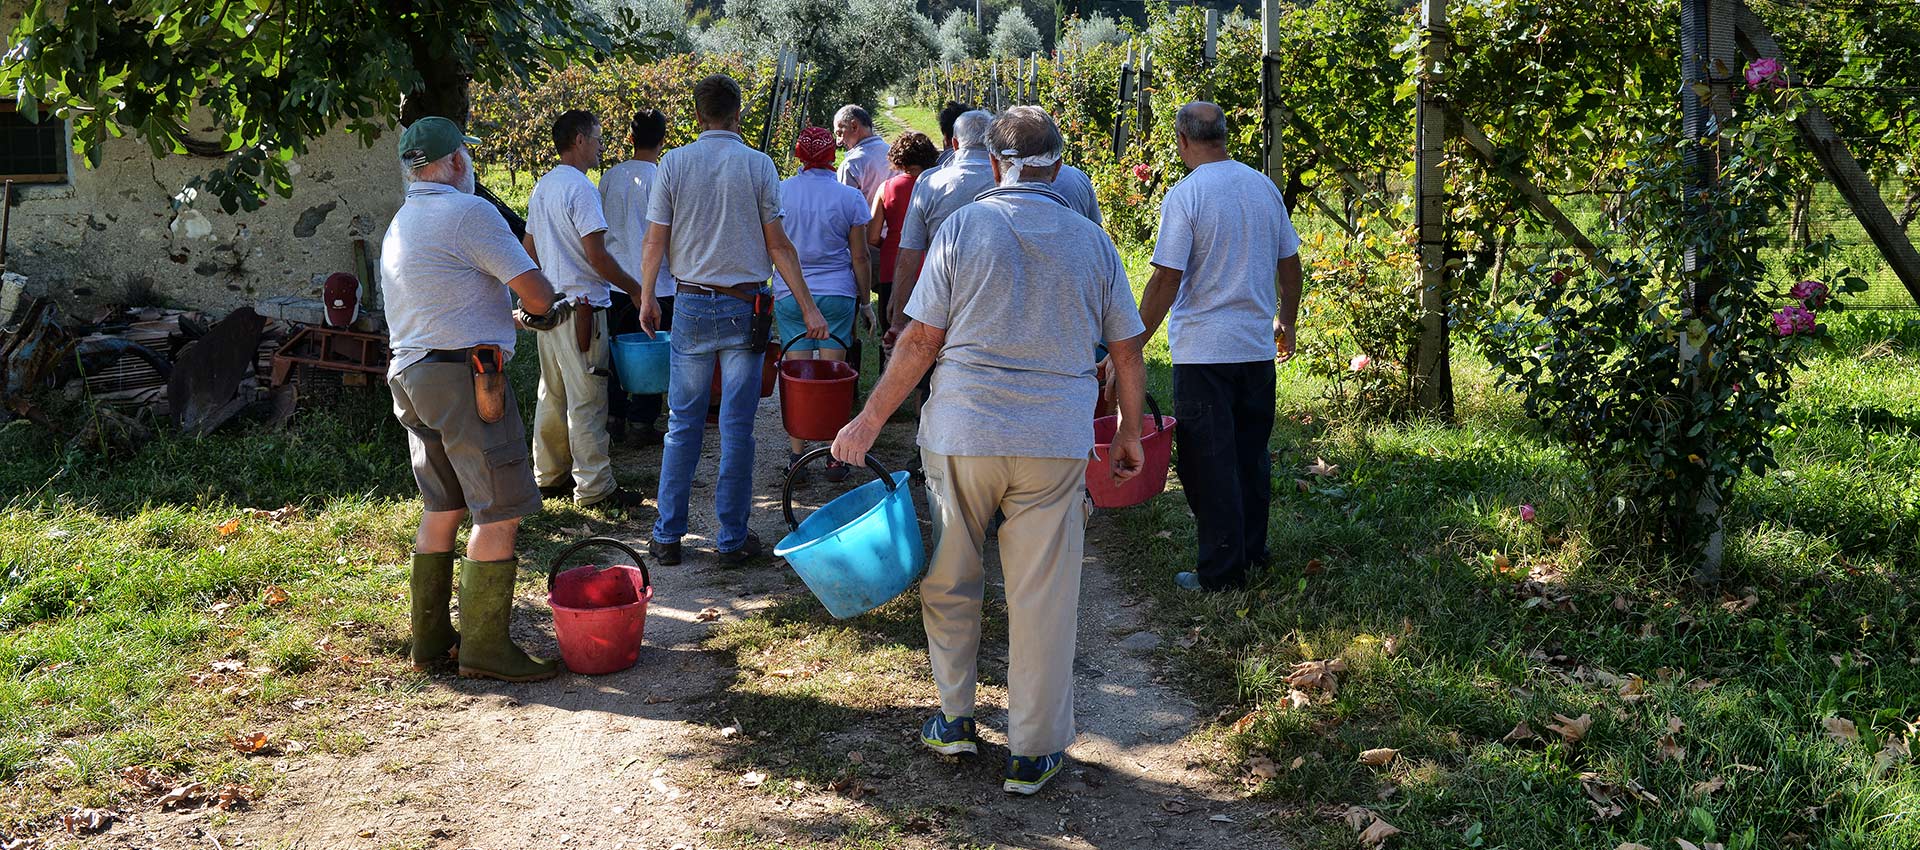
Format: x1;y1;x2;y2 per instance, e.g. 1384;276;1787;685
834;104;892;203
382;117;563;682
636;74;829;566
832;107;1148;796
885;109;994;343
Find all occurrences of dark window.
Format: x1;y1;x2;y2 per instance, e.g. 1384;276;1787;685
1;101;68;183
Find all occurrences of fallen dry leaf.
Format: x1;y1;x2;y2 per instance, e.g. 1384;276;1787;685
1304;558;1325;576
61;808;115;835
1342;806;1377;831
1230;710;1261;735
1285;689;1313;709
1691;776;1726;796
1154;530;1173;539
1290;756;1307;770
157;782;204;809
216;518;243;537
1358;817;1402;847
1248;756;1280;779
847;751;864;764
263;585;289;607
740;771;767;788
695;607;723;622
1174;627;1203;649
1502;721;1539;743
1357;748;1399;767
230;732;273;754
1720;589;1759;614
768;669;796;679
1824;716;1859;742
214;784;255;811
1547;713;1593;744
1667;715;1686;735
210;659;245;673
1619;676;1647;701
1305;458;1340;478
1162;798;1195;814
1286;658;1347;694
1656;734;1685;763
1295;478;1314;493
119;766;168;795
1613;844;1653;850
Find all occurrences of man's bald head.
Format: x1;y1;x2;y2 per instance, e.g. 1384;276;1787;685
1176;102;1228;146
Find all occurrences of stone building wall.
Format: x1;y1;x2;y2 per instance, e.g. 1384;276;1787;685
2;2;402;314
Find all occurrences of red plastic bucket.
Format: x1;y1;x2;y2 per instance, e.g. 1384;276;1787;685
546;538;653;675
1085;395;1176;508
778;334;857;440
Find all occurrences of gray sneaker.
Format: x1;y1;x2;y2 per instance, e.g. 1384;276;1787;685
1174;571;1204;591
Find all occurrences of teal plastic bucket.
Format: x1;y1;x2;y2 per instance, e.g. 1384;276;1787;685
612;332;670;395
774;448;926;619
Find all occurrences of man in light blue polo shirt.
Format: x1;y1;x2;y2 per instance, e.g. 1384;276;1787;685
1138;101;1303;593
636;74;829;567
885;109;995;340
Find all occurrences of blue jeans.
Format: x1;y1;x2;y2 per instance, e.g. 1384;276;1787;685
652;291;765;551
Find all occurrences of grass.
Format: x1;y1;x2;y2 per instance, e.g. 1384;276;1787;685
0;336;640;830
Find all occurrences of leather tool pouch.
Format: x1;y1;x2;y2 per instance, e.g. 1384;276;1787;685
470;344;507;424
574;302;595;353
748;291;775;354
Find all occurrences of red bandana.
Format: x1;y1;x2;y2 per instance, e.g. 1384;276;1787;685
794;126;837;170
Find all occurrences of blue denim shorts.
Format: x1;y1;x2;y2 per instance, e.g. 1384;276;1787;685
775;295;856;352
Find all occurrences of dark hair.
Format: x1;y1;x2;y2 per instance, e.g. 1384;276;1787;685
552;110;599;154
693;74;742;122
631;109;668;149
887;131;939;170
937;101;973;143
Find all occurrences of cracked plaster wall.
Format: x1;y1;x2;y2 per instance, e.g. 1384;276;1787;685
3;2;402;313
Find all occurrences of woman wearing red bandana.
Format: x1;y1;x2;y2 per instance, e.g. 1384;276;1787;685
773;127;874;482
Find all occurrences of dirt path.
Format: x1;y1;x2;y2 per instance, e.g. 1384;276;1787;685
69;399;1288;850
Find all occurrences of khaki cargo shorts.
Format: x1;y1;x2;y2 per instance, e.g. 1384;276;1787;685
389;361;543;525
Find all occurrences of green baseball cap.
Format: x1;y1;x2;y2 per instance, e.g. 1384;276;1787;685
398;117;480;169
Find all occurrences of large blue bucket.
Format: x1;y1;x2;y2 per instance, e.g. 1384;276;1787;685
611;332;670;395
774;448;926;619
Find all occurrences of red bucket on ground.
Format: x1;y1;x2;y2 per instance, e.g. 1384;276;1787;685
778;334;858;440
1085;396;1176;508
546;538;653;675
706;345;779;423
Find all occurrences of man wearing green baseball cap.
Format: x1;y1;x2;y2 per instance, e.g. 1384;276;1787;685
383;115;569;682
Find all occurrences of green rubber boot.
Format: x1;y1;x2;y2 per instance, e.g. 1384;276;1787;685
456;558;561;682
409;551;460;669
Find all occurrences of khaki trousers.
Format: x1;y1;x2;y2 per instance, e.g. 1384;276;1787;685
532;308;615;504
920;448;1090;757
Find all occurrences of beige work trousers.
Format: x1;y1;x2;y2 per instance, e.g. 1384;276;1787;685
532;308;615;505
919;448;1090;757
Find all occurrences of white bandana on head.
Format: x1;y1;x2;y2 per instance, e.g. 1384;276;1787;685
994;148;1062;187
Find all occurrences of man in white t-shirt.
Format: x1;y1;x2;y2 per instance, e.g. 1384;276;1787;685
1137;101;1303;593
524;109;649;510
600;109;675;446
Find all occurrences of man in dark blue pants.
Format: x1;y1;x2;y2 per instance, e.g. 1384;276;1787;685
1138;101;1304;592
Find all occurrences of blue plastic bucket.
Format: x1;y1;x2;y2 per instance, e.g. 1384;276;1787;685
612;332;670;395
773;448;926;619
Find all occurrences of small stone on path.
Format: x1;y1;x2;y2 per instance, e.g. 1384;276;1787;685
1119;632;1162;652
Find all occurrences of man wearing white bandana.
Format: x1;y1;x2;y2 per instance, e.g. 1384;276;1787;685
832;106;1149;796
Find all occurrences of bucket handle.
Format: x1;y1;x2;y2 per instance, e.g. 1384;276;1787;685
778;333;853;359
1145;393;1166;434
547;536;652;595
781;446;898;530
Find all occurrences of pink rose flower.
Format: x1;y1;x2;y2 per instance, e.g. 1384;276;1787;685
1519;504;1537;523
1790;279;1829;309
1772;305;1817;336
1132;163;1152;182
1350;354;1373;372
1745;58;1785;90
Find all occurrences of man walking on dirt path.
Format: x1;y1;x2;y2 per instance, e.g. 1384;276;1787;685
834;104;892;204
933;100;972;169
637;74;829;567
832;106;1149;796
523;109;649;510
1138;101;1303;593
601;109;675;447
382;117;564;682
884;109;994;352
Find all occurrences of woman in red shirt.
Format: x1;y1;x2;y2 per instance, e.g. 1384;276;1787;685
867;131;940;360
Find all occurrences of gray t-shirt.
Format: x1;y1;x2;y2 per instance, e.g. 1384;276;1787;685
906;182;1145;460
898;149;996;252
380;182;538;377
527;164;612;306
599;159;675;298
648;130;784;285
1151;159;1301;365
837;134;892;203
1054;164;1104;225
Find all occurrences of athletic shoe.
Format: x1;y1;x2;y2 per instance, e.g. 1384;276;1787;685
919;713;979;756
787;452;811;485
1003;752;1065;795
1174;571;1204;591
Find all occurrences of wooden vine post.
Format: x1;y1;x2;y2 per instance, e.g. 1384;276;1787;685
1410;0;1455;419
